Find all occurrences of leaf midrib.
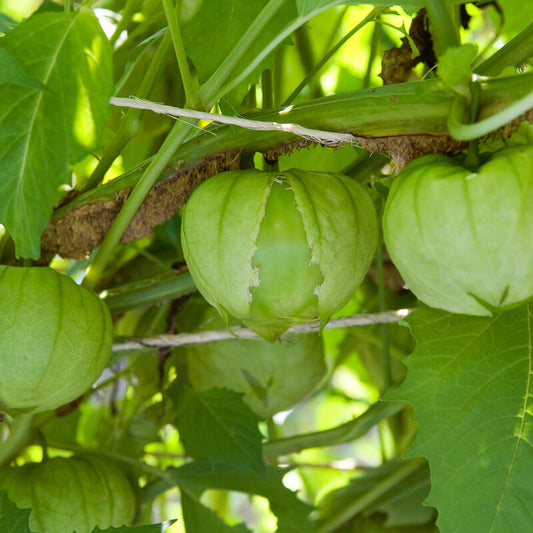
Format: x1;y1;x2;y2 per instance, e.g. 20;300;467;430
489;304;533;531
19;16;75;188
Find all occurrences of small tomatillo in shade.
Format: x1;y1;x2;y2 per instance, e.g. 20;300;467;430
181;168;379;341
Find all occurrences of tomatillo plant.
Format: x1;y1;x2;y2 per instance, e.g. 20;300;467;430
383;145;533;315
181;169;379;340
0;266;113;414
0;455;136;533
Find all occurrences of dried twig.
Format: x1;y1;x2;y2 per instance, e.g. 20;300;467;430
111;97;358;146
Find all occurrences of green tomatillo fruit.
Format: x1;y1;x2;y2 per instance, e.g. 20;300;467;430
0;455;136;533
181;168;378;340
179;296;326;418
0;266;113;414
383;145;533;315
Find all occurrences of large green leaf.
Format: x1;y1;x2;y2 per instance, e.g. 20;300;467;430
0;490;31;533
0;8;112;258
169;382;265;476
389;304;533;532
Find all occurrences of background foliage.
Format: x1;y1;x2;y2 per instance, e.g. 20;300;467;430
0;0;532;532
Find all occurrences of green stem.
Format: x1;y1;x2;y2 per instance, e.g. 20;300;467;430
475;21;533;76
109;0;136;46
46;439;176;485
447;87;533;141
376;237;391;392
161;0;201;109
424;0;460;56
282;7;382;107
82;121;193;291
83;32;173;191
294;24;321;99
363;17;382;90
0;414;34;467
261;69;274;110
262;401;404;458
199;0;286;106
464;81;481;169
315;458;426;533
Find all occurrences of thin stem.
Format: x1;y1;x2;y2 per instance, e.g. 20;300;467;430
464;81;482;169
161;0;201;109
199;0;286;106
261;69;274;110
475;21;533;76
46;439;176;485
82;121;193;291
103;271;196;313
315;458;425;533
282;7;382;107
424;0;460;57
447;87;533;141
0;414;34;467
82;32;173;191
263;402;405;459
376;238;391;392
363;18;382;89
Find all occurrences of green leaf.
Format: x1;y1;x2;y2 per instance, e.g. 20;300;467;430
92;522;177;533
389;303;533;532
181;492;252;533
438;43;478;96
182;0;296;104
315;458;435;532
0;490;31;533
0;49;44;90
171;461;314;533
0;8;112;258
168;382;265;476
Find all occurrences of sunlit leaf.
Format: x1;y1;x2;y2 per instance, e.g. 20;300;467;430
389;304;533;531
0;8;112;258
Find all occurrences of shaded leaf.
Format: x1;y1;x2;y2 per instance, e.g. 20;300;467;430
181;492;251;533
389;304;533;531
170;461;314;533
0;8;112;258
0;490;31;533
315;458;434;532
169;382;264;476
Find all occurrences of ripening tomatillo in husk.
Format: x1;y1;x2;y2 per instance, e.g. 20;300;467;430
0;266;113;414
383;145;533;315
178;295;326;418
181;168;378;341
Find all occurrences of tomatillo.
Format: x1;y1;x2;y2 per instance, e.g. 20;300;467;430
181;168;378;340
